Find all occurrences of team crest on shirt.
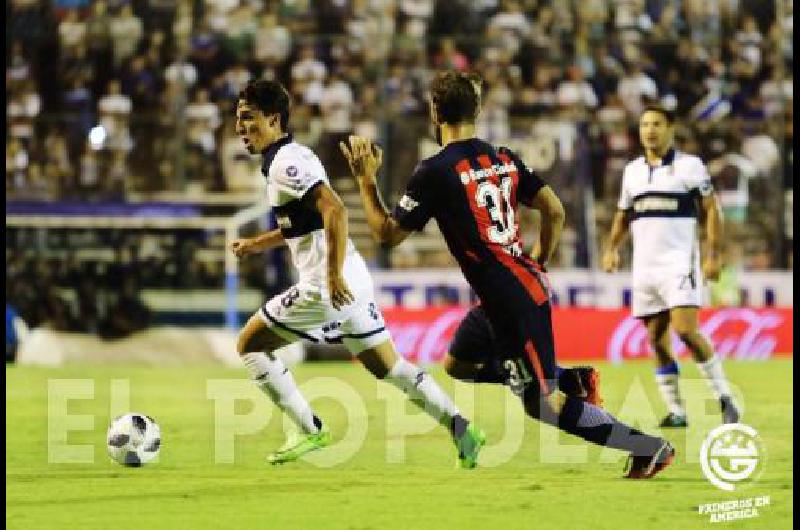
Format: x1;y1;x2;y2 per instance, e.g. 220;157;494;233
286;165;298;177
277;215;292;229
398;195;419;211
699;180;713;194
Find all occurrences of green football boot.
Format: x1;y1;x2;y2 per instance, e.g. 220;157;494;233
267;429;332;465
455;423;486;469
659;413;688;428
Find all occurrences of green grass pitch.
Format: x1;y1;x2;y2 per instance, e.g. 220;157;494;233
6;359;793;529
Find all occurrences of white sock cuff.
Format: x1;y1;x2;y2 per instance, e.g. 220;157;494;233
242;352;285;379
386;358;459;423
388;358;419;380
696;354;720;369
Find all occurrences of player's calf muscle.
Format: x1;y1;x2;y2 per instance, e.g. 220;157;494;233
357;341;399;379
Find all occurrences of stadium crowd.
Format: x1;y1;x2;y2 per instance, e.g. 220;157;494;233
5;0;793;335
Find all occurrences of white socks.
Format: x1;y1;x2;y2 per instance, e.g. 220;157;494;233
655;362;686;417
656;355;736;417
697;354;733;399
242;352;320;435
242;353;461;435
386;358;460;426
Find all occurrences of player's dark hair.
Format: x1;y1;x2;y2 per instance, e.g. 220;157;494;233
429;71;481;125
239;79;291;129
641;104;675;124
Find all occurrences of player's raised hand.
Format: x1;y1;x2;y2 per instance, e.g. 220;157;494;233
231;238;256;258
340;136;382;186
328;271;354;310
601;248;620;273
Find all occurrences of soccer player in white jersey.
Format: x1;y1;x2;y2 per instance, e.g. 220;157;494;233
602;104;741;427
230;79;485;466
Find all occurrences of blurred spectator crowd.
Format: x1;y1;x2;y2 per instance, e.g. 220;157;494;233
5;0;794;310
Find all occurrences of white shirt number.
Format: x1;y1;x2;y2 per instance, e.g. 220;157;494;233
476;177;516;245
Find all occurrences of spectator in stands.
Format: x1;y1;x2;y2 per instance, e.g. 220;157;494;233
42;128;74;195
164;52;198;89
143;30;171;74
121;55;159;109
432;37;469;71
7;79;41;148
185;87;222;189
617;60;658;118
527;65;558;113
6;138;29;194
146;0;179;35
85;0;114;96
77;139;102;196
110;4;144;69
557;64;599;113
222;62;253;106
487;0;531;58
62;76;94;161
318;70;355;179
220;117;262;192
98;79;133;154
58;9;87;58
760;67;793;118
188;17;222;86
223;1;258;63
254;12;292;68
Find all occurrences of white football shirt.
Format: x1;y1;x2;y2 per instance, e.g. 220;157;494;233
617;148;713;274
261;135;362;290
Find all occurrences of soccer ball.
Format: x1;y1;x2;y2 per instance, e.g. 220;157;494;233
106;413;161;467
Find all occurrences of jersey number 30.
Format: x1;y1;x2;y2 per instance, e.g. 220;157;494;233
476;178;515;245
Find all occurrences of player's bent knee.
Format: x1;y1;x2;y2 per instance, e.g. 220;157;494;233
236;332;259;356
675;328;699;345
237;318;287;356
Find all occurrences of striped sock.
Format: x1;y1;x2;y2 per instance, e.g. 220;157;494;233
654;361;685;417
696;354;733;399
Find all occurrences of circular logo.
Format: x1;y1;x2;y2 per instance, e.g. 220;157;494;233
700;424;766;491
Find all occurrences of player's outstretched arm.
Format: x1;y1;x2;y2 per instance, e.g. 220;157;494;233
310;183;354;310
231;229;286;257
529;185;565;269
602;209;631;272
700;192;723;281
340;136;411;247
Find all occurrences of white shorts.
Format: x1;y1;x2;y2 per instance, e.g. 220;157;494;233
258;283;391;355
632;268;705;318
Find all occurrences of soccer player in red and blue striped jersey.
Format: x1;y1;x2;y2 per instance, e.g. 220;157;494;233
341;71;674;478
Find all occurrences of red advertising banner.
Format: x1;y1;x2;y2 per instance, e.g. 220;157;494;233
383;306;794;364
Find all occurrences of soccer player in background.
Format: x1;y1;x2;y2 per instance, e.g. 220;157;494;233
232;79;485;466
342;71;674;478
601;105;741;427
